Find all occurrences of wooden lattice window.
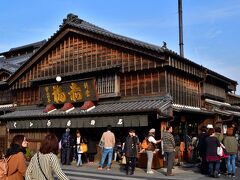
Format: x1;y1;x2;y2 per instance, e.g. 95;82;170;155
97;74;119;95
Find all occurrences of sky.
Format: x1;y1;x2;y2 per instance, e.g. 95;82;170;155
0;0;240;93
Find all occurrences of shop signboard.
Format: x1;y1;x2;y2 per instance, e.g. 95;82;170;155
40;78;98;104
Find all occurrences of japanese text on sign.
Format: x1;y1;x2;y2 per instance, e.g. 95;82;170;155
40;79;98;104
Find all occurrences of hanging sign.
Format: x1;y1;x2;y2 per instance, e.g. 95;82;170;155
40;79;98;104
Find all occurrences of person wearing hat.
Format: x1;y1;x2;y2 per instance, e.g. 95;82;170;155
123;129;139;175
145;128;161;174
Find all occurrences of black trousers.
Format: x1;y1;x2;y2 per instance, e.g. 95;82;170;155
88;153;95;162
61;148;71;165
200;155;208;174
126;157;137;174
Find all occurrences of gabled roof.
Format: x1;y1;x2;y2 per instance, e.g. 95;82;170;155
61;14;165;53
7;13;237;87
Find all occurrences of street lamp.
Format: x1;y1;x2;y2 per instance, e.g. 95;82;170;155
56;76;62;82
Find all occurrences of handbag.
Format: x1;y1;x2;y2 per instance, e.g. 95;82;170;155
80;143;88;153
37;152;48;180
98;140;104;149
217;146;223;156
121;155;127;165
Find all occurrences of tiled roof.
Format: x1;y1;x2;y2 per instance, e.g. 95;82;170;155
0;96;172;120
0;56;23;73
225;110;240;117
173;104;213;115
0;104;17;111
205;99;240;117
205;98;231;107
61;14;165;54
0;40;46;56
205;98;240;111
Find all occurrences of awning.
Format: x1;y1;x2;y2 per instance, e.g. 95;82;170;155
7;115;148;129
0;95;172;119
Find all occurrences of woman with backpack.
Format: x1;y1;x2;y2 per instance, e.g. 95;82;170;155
4;135;28;180
145;128;161;174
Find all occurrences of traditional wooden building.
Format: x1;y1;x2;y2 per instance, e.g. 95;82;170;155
0;14;239;157
0;40;46;153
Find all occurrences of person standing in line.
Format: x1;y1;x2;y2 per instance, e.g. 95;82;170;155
61;128;73;165
74;130;86;166
173;131;181;166
123;129;138;175
98;125;115;170
26;133;69;180
214;127;224;142
190;133;198;163
162;126;175;176
223;127;238;178
214;127;226;175
197;126;209;175
145;128;161;174
113;138;123;162
87;135;97;164
205;128;221;178
5;135;28;180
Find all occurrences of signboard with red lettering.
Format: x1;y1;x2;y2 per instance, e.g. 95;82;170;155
40;79;98;104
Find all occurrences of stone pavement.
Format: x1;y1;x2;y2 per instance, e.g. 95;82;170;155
61;161;239;180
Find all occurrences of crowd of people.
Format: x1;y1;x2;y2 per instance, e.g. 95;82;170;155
197;126;238;178
0;124;239;179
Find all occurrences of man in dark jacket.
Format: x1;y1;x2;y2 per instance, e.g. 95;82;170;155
123;129;139;175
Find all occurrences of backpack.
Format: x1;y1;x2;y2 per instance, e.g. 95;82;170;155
141;138;149;149
61;133;71;148
0;156;11;180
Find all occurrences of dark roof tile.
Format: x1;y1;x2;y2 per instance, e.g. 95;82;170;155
0;96;172;119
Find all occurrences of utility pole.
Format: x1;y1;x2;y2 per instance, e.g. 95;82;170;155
178;0;184;57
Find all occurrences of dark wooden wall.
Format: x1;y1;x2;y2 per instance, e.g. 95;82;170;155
166;71;200;107
11;34;165;105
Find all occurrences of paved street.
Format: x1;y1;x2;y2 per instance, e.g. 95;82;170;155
58;161;239;180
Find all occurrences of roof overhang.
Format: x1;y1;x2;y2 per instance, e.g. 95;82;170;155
205;98;240;117
1;95;172;120
173;104;214;115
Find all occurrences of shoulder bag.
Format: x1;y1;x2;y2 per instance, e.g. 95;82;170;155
37;152;48;180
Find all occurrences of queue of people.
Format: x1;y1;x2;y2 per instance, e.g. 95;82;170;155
1;124;238;179
197;126;238;178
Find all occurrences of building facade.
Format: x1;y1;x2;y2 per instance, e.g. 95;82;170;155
0;14;239;158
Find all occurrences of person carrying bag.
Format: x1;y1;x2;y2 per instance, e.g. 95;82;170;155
25;133;69;180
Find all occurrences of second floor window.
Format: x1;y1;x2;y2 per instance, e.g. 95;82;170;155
97;74;119;95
